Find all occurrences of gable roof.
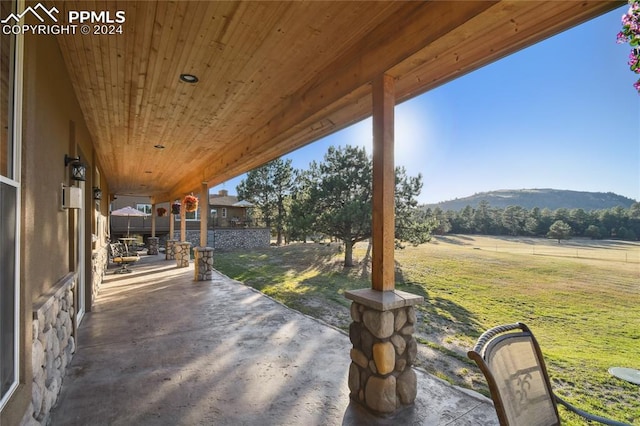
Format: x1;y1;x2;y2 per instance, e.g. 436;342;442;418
209;194;240;207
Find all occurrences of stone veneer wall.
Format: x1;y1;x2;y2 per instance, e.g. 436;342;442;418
194;247;214;280
172;228;270;250
345;289;424;416
147;236;159;255
23;273;77;425
174;242;191;268
166;240;177;260
346;295;421;415
91;244;109;304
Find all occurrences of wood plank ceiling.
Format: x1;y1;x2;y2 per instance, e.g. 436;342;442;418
52;1;619;202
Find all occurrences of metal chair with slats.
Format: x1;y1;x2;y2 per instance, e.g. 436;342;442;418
468;323;630;426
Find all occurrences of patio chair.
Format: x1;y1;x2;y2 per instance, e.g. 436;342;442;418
468;322;629;426
109;243;140;273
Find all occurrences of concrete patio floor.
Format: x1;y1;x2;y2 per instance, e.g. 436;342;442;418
49;254;499;426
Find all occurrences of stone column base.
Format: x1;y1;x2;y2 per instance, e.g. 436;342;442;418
344;288;423;416
194;247;214;280
175;242;191;268
166;239;177;260
147;236;159;255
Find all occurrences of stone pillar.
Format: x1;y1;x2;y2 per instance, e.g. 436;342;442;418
166;239;177;260
344;288;423;415
147;237;159;255
194;247;214;281
175;241;191;268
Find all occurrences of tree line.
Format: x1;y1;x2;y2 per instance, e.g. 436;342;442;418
237;144;639;263
424;201;640;241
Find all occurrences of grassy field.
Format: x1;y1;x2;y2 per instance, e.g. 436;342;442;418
213;235;639;425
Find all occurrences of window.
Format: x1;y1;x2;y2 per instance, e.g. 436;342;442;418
1;2;15;178
0;0;22;409
136;203;151;214
0;183;17;403
174;210;200;221
221;208;227;218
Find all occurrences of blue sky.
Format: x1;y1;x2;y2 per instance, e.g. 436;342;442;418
213;5;640;205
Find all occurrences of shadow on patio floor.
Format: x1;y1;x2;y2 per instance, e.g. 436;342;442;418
49;254;498;425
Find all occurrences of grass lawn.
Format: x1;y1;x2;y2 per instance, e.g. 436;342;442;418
213;235;639;425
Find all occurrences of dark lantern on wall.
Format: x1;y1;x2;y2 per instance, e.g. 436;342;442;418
64;154;87;181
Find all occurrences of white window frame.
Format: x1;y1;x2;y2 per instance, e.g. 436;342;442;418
136;203;152;215
0;0;24;410
175;210;200;221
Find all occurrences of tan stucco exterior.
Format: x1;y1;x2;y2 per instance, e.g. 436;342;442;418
1;30;110;425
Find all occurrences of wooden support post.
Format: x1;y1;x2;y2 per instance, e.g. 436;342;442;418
200;183;208;247
180;200;186;242
169;207;175;240
371;73;395;292
151;202;156;237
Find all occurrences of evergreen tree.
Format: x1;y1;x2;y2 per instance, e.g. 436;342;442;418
547;220;572;243
308;145;431;266
309;146;372;266
473;200;491;234
394;167;433;247
585;224;602;239
628;202;640;240
502;206;526;236
237;158;294;245
287;169;316;243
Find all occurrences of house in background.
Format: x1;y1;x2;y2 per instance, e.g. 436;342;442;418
109;192;263;250
110;195;172;239
1;1;617;424
209;189;254;228
110;191;255;239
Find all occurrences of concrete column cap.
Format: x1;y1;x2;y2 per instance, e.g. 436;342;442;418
345;288;423;311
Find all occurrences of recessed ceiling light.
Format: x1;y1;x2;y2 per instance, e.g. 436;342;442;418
154;144;165;149
179;73;198;83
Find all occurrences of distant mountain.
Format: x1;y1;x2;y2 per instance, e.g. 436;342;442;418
425;189;638;211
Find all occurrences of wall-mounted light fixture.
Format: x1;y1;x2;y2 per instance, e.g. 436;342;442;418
65;154;87;181
93;187;102;200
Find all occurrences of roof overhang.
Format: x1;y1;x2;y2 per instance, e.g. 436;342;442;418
52;1;621;201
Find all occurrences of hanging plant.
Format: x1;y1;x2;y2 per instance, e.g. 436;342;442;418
183;194;199;212
617;0;640;93
157;207;167;217
171;202;181;215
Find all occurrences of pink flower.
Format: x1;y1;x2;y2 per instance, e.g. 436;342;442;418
620;1;640;94
618;32;629;43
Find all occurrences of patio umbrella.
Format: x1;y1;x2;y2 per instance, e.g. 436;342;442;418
110;206;149;237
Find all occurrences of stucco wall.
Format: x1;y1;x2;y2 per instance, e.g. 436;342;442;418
1;31;106;426
22;32;99;297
